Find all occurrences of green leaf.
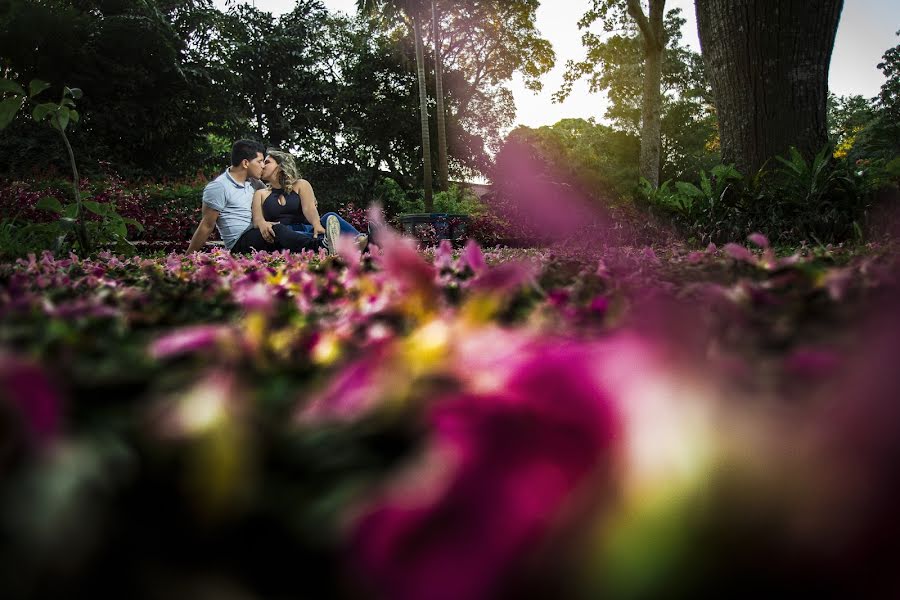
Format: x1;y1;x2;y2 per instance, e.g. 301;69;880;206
122;217;145;232
57;108;71;131
63;204;78;219
0;79;25;96
28;80;51;98
69;110;80;123
0;96;25;129
35;196;64;214
67;87;83;100
32;103;56;122
674;181;704;198
109;221;128;239
699;171;712;198
83;201;109;216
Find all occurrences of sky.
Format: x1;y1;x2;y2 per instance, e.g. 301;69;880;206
215;0;900;129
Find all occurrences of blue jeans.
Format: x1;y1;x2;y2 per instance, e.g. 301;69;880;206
289;212;361;237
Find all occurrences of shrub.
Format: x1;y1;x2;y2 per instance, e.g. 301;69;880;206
641;148;895;246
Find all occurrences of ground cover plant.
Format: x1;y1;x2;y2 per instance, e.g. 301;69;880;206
1;217;899;598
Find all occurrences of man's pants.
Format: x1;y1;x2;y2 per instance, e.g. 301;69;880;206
231;224;322;254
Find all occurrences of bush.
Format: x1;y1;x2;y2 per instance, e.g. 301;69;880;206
0;176;210;258
641;148;896;245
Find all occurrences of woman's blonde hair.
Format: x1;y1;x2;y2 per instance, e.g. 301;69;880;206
266;148;301;191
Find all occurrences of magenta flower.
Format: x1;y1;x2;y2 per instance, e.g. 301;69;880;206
149;324;231;359
784;348;841;376
748;232;770;249
434;239;453;271
349;341;620;600
0;353;62;448
467;260;538;295
460;239;487;274
724;243;756;264
297;345;393;424
642;246;660;265
233;281;275;314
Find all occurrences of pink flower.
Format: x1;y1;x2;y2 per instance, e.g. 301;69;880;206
748;233;770;249
349;341;620;600
724;243;755;264
642;247;660;264
149;325;231;359
687;251;705;264
460;239;487;274
233;282;275;314
0;353;62;447
467;260;538;295
434;239;453;271
784;348;841;376
297;345;393;424
590;295;610;315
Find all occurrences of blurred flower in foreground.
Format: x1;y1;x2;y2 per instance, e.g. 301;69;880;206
149;324;233;360
347;337;624;600
0;352;63;449
151;370;253;517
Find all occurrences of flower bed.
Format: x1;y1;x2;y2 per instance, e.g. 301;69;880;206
0;230;899;598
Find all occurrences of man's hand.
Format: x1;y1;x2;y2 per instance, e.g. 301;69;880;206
259;220;278;243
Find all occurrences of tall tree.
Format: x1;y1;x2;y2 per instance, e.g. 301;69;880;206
694;0;844;176
627;0;666;188
429;0;553;157
359;0;434;210
558;6;715;183
432;0;449;190
559;0;667;187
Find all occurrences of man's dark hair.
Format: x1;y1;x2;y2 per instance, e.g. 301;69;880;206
231;139;265;167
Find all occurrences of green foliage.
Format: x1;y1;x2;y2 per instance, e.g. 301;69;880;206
433;185;485;215
641;148;891;245
21;193;144;256
556;6;718;184
373;177;419;214
504;119;641;202
0;0;233;176
641;164;742;213
0;77;144;255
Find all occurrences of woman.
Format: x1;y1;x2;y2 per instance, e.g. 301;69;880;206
253;149;367;250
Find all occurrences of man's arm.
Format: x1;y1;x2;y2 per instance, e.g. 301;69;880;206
186;204;220;253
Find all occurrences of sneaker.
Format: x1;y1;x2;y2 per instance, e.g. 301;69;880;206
366;221;379;247
323;214;340;256
355;233;369;252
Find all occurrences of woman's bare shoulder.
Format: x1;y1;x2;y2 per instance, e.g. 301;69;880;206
293;178;312;192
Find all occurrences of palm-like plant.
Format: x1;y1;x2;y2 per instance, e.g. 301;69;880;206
358;0;435;210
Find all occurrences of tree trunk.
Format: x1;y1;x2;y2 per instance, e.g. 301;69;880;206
413;13;434;211
626;0;666;188
695;0;844;176
432;0;449;191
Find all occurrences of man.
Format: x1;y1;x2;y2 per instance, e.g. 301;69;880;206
187;140;337;255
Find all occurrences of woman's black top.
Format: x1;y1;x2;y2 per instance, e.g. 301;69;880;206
262;188;306;226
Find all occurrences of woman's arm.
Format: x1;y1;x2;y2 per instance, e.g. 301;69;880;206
296;179;325;236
